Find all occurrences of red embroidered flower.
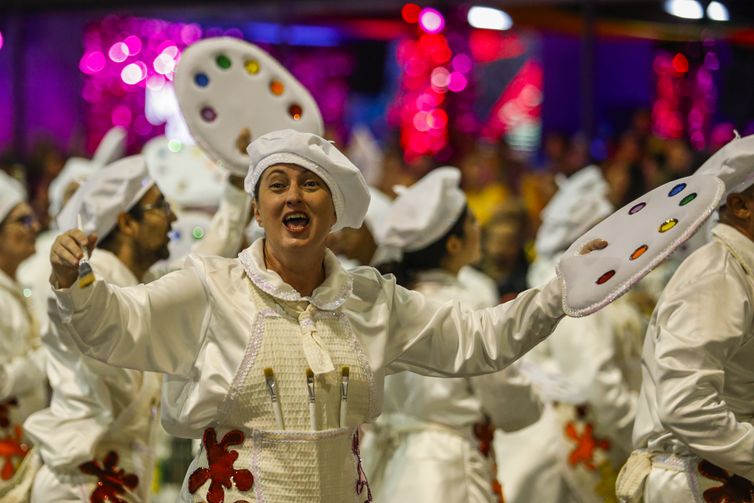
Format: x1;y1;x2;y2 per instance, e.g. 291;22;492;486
79;450;139;503
0;425;29;480
564;421;610;471
0;398;18;429
698;460;754;503
188;428;253;503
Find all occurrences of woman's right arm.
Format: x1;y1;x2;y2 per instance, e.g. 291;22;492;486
52;236;211;376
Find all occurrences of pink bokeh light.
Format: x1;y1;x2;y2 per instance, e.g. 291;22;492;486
0;32;4;51
418;8;445;34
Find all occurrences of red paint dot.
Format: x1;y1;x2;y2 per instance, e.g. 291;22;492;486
596;270;616;285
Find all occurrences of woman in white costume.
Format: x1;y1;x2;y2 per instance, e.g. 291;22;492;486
0;171;46;499
363;167;543;503
25;155;251;503
49;130;577;503
496;166;646;503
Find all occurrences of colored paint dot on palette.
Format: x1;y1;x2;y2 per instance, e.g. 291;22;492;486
216;54;232;69
680;193;697;206
244;59;260;75
194;73;209;87
630;244;648;261
288;104;303;120
270;80;285;96
200;106;217;122
668;183;687;197
596;270;616;285
629;202;646;215
192;226;206;240
659;218;678;233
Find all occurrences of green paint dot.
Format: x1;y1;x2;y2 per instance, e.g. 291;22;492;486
192;226;206;240
216;54;232;69
680;193;697;206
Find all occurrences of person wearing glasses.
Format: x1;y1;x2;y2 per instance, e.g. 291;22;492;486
0;170;46;499
25;155;251;502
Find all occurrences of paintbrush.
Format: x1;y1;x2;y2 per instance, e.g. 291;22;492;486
306;368;317;431
339;366;349;428
76;214;95;288
264;367;285;429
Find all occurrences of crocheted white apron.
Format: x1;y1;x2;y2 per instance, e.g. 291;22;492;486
184;279;375;503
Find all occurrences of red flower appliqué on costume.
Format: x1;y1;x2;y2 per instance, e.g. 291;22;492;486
0;398;18;429
698;460;754;503
564;421;610;471
188;428;253;503
0;425;29;480
352;430;373;503
78;450;139;503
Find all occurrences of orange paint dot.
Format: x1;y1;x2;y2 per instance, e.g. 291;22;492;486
630;244;648;261
269;80;284;96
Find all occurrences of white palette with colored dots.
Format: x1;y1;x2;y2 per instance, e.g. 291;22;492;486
556;174;724;317
142;136;226;208
174;37;324;176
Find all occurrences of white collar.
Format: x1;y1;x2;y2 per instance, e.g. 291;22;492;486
238;238;352;311
713;223;754;276
0;268;20;293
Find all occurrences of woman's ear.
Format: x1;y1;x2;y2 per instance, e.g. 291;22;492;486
445;234;462;257
253;201;264;228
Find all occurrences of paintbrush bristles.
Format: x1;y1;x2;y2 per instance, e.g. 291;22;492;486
264;367;274;379
306;368;314;379
341;366;349;377
78;261;95;288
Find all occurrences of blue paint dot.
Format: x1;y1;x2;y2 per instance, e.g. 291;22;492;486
668;183;687;197
194;73;209;87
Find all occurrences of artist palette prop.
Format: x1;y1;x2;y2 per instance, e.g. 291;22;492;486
174;37;324;176
142;136;226;209
557;174;724;317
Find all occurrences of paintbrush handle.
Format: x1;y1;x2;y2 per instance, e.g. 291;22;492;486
272;401;285;430
339;398;347;428
309;402;317;431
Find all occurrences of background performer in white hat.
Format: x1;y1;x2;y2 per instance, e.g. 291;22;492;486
0;170;46;500
48;129;579;503
497;166;646;503
25;154;251;502
362;166;542;503
617;134;754;503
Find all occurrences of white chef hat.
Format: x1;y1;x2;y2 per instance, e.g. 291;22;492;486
695;131;754;204
0;171;27;225
535;165;614;260
245;129;370;232
364;187;392;242
48;127;127;218
143;136;226;209
57;156;155;241
381;166;467;254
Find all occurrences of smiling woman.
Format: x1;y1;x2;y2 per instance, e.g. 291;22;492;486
48;129;569;503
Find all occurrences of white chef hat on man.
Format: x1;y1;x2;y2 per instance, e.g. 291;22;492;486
245;129;370;232
48;127;127;218
57;155;155;241
381;166;467;254
535;165;614;261
695;132;754;203
0;171;27;224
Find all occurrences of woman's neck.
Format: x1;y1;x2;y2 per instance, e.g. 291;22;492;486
263;240;326;297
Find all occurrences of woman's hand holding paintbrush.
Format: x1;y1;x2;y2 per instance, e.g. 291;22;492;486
50;227;98;289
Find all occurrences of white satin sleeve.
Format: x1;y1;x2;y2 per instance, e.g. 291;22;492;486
383;274;564;376
471;365;544;431
192;182;251;258
0;294;45;400
653;265;754;480
0;347;46;400
52;257;212;376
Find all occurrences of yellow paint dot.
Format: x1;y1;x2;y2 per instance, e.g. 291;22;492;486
659;218;678;233
245;59;260;75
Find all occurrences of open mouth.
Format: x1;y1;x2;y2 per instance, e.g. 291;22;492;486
283;212;310;233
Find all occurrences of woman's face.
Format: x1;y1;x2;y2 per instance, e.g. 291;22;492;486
255;164;336;254
0;203;39;267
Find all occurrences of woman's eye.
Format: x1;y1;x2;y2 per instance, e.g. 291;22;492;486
269;182;286;189
304;180;319;188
